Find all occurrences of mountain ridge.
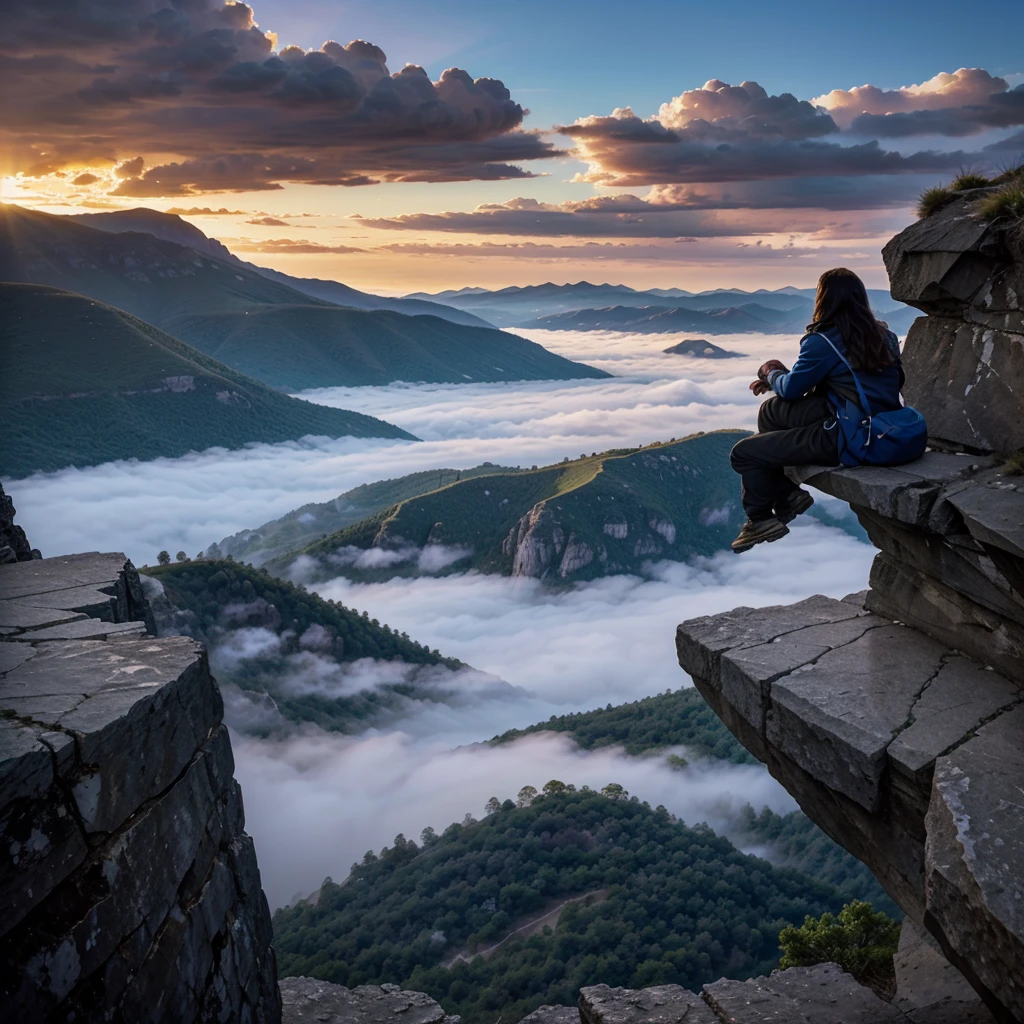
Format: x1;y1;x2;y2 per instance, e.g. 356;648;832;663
0;282;414;477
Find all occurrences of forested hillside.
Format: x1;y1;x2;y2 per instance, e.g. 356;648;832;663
492;689;895;914
0;283;412;477
212;464;518;566
271;432;748;583
142;559;474;733
273;788;851;1023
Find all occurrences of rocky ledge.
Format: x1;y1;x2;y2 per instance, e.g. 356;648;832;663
0;551;280;1021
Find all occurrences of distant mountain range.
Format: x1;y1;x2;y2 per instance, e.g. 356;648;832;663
0;283;414;478
70;208;495;329
406;281;918;336
0;205;608;390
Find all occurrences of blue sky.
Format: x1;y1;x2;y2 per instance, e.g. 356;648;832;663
5;0;1023;291
253;0;1024;126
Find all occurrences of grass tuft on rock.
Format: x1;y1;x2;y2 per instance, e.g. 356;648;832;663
917;185;955;218
950;172;991;191
975;180;1024;222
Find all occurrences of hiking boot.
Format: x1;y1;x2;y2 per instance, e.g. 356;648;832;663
731;517;789;554
775;488;814;524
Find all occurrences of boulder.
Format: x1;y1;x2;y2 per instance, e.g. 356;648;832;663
882;192;1008;315
578;983;717;1023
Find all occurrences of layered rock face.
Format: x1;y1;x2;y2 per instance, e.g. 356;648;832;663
677;200;1024;1023
0;550;280;1022
884;190;1024;453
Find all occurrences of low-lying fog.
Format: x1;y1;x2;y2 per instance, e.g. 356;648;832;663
10;328;876;907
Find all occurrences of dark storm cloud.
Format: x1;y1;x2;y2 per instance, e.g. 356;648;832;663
0;0;559;190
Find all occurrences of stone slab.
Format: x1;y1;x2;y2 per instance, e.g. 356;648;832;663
703;962;904;1023
521;1007;580;1024
893;919;994;1023
947;483;1024;561
0;552;129;601
578;983;717;1024
889;656;1021;781
279;978;455;1024
866;554;1024;681
791;453;988;530
14;584;118;616
768;623;947;811
924;704;1024;1023
0;636;218;835
0;602;86;630
10;619;148;642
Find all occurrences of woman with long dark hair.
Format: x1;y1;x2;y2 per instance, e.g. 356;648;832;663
729;267;905;553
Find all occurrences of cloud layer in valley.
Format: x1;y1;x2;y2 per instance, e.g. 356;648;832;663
8;326;877;904
236;522;873;906
10;328;825;561
2;0;556;191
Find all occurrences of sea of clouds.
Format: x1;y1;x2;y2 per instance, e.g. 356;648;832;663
9;328;876;906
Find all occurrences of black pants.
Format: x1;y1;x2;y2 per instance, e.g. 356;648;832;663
729;395;840;520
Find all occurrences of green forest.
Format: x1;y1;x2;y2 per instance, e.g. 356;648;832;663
273;788;856;1023
492;688;756;764
491;689;895;914
143;559;462;732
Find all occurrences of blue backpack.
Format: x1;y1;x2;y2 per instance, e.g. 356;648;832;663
816;333;928;468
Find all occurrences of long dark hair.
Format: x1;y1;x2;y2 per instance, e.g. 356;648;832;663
808;268;893;372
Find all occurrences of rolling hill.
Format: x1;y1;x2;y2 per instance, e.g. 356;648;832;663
0;204;609;389
211;463;520;566
269;432;749;584
0;283;414;478
523;303;796;334
70;208;495;328
272;787;853;1023
141;559;508;735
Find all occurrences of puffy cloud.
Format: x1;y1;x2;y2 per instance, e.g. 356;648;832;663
1;0;558;190
657;79;838;140
848;86;1024;138
245;215;289;226
814;68;1011;128
559;105;969;188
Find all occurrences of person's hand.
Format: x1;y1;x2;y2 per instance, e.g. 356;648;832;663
749;379;771;396
758;359;788;380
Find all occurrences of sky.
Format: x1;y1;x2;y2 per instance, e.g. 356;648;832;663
3;0;1023;291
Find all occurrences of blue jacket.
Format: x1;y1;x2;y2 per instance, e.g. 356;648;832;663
766;326;904;413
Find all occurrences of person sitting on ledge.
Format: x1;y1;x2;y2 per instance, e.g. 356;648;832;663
729;267;905;554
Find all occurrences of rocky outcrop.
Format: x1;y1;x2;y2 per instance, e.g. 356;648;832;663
0;482;40;564
280;978;459;1023
1;551;280;1022
676;199;1024;1023
883;191;1024;453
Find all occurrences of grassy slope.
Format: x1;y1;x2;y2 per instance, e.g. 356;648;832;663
0;204;608;389
0;283;413;478
491;688;896;916
272;790;850;1023
143;559;461;732
276;432;746;582
215;464;519;566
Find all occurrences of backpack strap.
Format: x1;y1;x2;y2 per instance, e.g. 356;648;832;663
814;332;873;417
